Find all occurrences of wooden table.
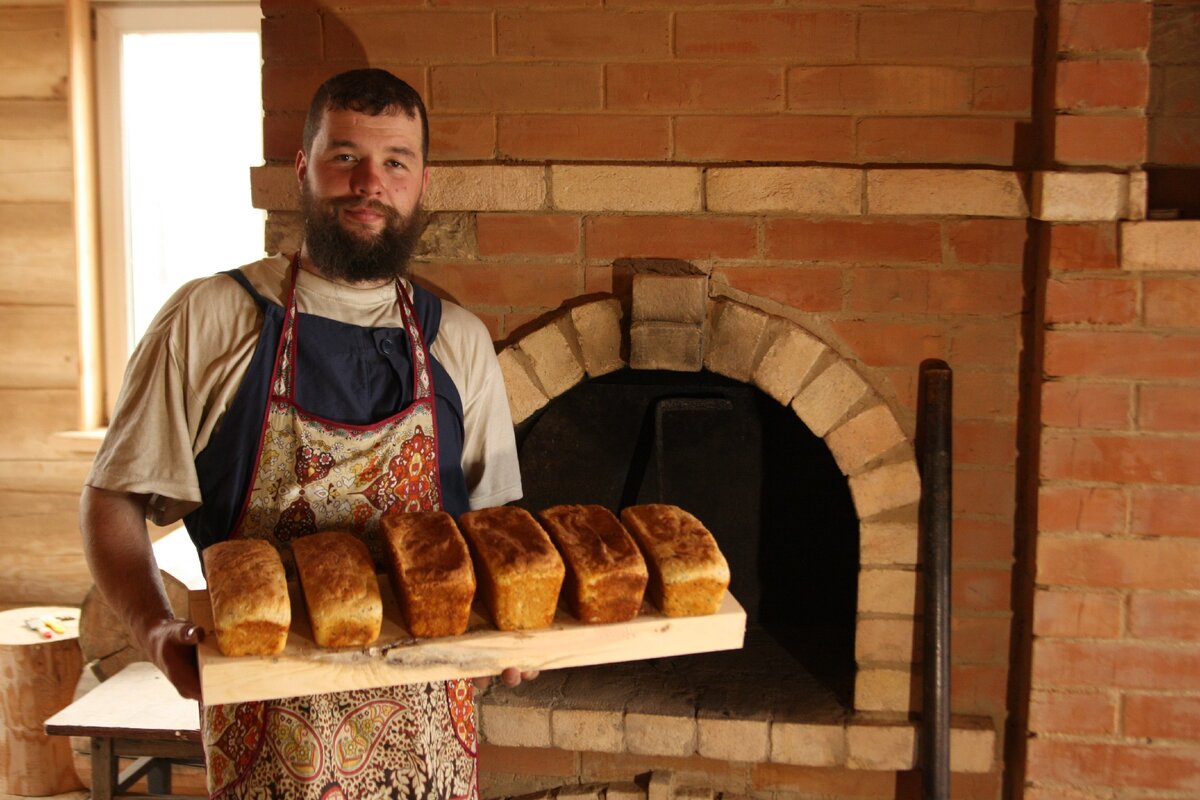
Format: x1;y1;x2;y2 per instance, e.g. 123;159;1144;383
0;605;84;795
44;662;202;800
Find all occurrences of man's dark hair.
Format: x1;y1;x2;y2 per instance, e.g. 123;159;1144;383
302;68;429;162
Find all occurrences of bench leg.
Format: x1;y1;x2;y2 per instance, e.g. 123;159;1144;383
147;757;172;794
91;737;116;800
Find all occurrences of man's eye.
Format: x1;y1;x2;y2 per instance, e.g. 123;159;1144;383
334;153;355;162
387;160;406;169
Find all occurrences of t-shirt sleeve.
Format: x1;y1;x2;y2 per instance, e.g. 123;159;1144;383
432;303;523;509
86;275;261;525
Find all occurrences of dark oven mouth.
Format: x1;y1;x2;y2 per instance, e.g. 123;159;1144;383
513;368;860;715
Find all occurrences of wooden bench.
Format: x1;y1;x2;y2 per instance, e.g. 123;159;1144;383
45;661;203;800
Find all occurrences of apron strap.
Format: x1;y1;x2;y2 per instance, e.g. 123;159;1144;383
222;269;270;311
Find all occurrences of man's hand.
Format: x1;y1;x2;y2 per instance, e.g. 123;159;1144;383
138;618;205;700
473;668;540;691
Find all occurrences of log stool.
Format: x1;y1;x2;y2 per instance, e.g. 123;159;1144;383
0;605;84;795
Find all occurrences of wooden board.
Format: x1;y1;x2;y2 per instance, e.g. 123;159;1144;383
192;582;745;706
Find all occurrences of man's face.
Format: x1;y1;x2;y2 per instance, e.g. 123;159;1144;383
296;107;430;284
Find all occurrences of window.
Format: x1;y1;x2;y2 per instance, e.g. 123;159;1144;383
94;3;263;418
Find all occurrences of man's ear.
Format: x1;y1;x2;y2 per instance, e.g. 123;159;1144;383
295;149;308;186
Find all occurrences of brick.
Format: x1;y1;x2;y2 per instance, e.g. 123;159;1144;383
753;762;898;796
952;517;1012;564
766;219;940;264
1041;432;1200;486
931;269;1024;315
1140;385;1200;432
950;664;1008;716
476;742;577;777
858;117;1022;165
860;521;919;566
1032;171;1128;222
949;723;996;774
585;216;757;261
520;319;585;400
632;275;707;324
953;565;1012;612
973;66;1033;113
1027;739;1200;793
607;63;782;112
1044;331;1200;380
854;669;915;713
953;466;1016;518
706;167;861;215
425;114;496;161
1124;695;1200;741
790;360;871;437
1028;689;1117;735
570;299;625;378
498;114;669;161
1150;116;1200;165
249;164;297;211
953;419;1016;466
412;261;581;309
425;165;546;211
846;268;929;314
849;461;922;520
1047;223;1120;272
859;10;1033;63
624;712;695;757
1152;5;1200;65
867;169;1027;217
432;64;602;113
750;323;828;406
1056;60;1150;111
1032;589;1122;638
675;10;855;61
948;219;1027;266
553;166;700;213
1038;535;1200;590
261;13;321;64
497;11;669;59
712;267;842;313
826;404;908;476
674;115;855;162
1041;382;1131;430
630;322;703;372
787;66;971;113
1045;277;1138;324
1058;2;1152;54
1130;488;1200;538
1129;594;1200;640
696;715;770;763
477;213;578;258
855;618;917;663
1121;221;1200;271
845;722;915;770
480;700;553;747
551;708;624;753
830;320;947;368
704;302;769;383
497;348;549;425
769;721;846;767
1054;115;1147;167
326;11;492;61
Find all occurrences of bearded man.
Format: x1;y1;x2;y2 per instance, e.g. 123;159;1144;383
81;69;525;799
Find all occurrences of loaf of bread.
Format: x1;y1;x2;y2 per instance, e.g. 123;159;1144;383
381;511;476;638
292;530;382;648
202;539;291;656
538;504;648;624
619;504;730;617
458;506;565;631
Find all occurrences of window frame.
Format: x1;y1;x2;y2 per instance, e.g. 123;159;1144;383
93;2;262;420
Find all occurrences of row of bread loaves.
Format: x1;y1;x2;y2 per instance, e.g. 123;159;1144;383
202;503;729;657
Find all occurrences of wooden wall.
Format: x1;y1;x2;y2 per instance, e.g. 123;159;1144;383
0;2;94;606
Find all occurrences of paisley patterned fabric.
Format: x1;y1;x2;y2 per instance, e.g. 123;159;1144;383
203;258;478;800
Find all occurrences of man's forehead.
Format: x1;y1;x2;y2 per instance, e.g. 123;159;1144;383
314;107;422;144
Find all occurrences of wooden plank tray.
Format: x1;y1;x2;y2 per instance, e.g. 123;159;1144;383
190;581;745;705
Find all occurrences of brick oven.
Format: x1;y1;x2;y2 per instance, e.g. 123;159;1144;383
238;2;1199;799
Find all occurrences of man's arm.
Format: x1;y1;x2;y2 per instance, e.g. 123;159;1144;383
80;485;204;699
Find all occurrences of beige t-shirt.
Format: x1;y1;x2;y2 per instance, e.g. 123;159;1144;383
87;254;522;524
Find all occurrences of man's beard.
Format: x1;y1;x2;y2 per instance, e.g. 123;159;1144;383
300;184;425;283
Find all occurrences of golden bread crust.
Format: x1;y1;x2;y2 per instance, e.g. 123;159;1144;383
381;511;476;638
459;506;565;631
619;504;730;617
292;530;382;648
203;539;291;656
538;504;648;623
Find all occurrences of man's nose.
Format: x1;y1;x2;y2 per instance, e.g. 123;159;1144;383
350;159;383;196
